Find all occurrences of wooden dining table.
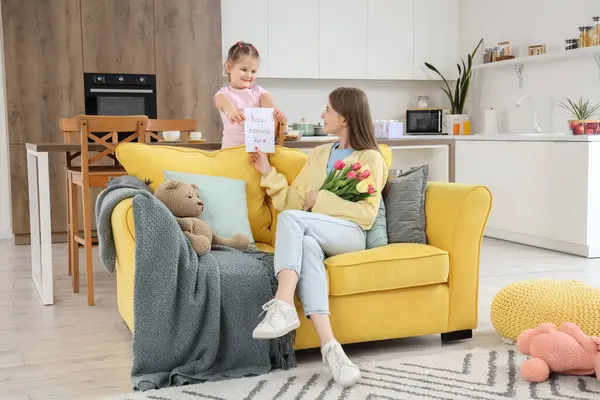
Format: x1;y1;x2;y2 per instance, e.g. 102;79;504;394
25;136;456;305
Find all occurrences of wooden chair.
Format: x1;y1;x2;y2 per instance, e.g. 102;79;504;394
276;119;286;146
61;115;148;306
145;119;197;142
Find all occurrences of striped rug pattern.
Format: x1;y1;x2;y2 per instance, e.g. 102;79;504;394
109;346;600;399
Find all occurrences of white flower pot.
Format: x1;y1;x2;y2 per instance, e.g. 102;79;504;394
446;114;471;135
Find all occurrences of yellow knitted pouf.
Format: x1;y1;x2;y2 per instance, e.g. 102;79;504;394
491;279;600;341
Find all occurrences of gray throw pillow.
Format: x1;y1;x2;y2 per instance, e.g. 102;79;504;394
384;165;429;244
366;199;388;249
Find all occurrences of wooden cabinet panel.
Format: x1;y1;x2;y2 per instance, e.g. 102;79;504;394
154;0;223;141
2;0;85;144
2;0;85;239
81;0;155;74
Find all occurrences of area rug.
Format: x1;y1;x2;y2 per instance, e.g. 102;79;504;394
108;346;600;399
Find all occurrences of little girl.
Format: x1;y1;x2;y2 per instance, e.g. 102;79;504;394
214;41;286;149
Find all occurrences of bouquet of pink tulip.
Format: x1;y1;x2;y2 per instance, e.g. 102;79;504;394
320;160;376;202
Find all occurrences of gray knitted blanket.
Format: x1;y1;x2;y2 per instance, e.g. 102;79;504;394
96;177;296;391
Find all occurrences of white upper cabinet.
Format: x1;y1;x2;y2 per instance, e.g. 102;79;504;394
413;0;460;81
269;0;319;78
319;0;368;79
220;0;460;80
367;0;414;80
221;0;270;77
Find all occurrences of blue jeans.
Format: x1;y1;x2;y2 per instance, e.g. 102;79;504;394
274;210;366;317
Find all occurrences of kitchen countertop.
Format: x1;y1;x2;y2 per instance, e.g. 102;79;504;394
455;133;600;142
28;133;600;153
25;136;456;153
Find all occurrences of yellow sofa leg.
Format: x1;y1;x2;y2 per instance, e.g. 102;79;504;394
441;329;473;343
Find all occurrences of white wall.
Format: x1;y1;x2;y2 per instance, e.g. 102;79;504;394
237;77;449;124
460;0;600;134
0;5;10;240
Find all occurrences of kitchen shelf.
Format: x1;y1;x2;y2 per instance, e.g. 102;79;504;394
472;45;600;88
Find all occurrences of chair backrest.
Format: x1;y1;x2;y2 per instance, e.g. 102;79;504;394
74;115;148;170
276;119;286;147
146;119;197;142
60;118;83;169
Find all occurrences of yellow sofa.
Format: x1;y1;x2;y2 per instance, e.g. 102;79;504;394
112;143;492;350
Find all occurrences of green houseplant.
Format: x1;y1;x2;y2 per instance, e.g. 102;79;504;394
557;97;600;135
424;38;483;134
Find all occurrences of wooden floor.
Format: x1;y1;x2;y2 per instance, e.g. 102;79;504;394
0;237;598;400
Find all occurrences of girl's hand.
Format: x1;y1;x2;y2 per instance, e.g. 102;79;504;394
273;108;286;123
303;190;318;211
249;148;272;177
225;108;245;124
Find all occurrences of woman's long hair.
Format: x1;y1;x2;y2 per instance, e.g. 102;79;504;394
329;87;379;151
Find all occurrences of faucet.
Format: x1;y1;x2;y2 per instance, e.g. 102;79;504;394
516;96;543;133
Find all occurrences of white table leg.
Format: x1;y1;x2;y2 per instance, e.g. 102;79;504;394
27;149;54;305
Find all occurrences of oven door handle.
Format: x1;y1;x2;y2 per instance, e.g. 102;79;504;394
438;111;442;132
89;88;154;94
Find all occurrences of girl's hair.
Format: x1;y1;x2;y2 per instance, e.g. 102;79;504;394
329;87;379;152
226;41;260;66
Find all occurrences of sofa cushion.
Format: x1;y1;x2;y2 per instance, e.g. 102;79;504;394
163;170;255;243
365;199;388;249
116;143;304;244
325;243;449;296
385;165;429;244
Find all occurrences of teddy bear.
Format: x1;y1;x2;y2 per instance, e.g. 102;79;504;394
154;179;250;255
516;322;600;383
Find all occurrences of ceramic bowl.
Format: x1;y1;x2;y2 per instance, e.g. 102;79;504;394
189;131;203;140
163;130;181;141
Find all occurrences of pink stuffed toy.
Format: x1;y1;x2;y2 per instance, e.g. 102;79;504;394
517;322;600;383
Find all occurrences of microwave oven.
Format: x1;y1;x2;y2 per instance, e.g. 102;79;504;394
405;108;449;135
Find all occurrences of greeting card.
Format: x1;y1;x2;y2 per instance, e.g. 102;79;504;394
244;107;275;153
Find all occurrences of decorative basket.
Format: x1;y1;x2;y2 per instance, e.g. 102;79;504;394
568;120;600;135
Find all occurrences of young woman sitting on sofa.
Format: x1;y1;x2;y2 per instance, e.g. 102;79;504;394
249;87;387;387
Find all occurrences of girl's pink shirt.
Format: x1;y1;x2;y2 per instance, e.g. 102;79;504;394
213;85;268;149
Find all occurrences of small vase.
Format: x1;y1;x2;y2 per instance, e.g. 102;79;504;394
445;114;471;135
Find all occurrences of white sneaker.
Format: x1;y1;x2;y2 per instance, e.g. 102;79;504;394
252;299;300;339
321;340;361;387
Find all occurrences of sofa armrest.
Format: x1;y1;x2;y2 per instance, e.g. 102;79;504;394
111;198;137;330
425;182;492;332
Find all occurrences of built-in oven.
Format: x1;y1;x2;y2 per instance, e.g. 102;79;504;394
84;72;157;118
405;108;449;135
83;72;157;141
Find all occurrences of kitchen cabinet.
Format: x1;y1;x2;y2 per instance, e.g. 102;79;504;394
367;0;414;80
220;0;270;77
219;0;461;81
413;0;460;80
268;0;319;78
3;0;222;243
81;0;155;74
455;137;600;258
154;0;223;140
318;0;368;79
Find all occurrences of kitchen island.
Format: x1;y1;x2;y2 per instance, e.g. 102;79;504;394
454;133;600;258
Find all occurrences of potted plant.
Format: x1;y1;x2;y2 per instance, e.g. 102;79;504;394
557;97;600;135
424;38;483;134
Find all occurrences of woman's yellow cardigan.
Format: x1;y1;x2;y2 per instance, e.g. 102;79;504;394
261;143;388;230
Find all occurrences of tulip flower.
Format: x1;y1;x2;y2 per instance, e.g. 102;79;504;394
334;160;346;170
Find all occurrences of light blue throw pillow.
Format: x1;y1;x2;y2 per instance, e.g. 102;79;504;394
163;170;255;243
366;198;388;249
